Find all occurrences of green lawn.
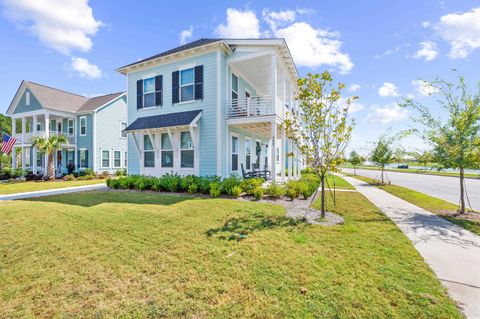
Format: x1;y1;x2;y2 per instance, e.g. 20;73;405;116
345;173;480;236
0;190;461;318
341;164;480;179
325;174;354;189
0;179;105;195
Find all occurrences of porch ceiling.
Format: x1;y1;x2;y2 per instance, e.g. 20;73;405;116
229;121;283;139
230;55;271;96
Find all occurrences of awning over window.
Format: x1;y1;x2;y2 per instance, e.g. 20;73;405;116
124;109;202;132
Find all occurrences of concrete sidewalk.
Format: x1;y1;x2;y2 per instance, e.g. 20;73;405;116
342;175;480;319
0;183;107;201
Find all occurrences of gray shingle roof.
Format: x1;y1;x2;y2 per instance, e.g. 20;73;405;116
20;81;124;113
118;38;222;70
125;110;202;132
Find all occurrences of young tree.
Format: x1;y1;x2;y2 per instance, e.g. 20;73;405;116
370;135;394;184
348;150;364;175
401;75;480;214
283;72;356;218
32;135;67;180
412;149;434;170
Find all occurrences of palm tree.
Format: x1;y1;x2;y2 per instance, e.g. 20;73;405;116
32;135;67;180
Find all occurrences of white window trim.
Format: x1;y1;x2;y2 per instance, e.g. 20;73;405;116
68;119;74;136
179;67;195;103
79;148;87;169
180;131;194;168
245;136;251;170
231;132;239;172
120;122;127;139
113;150;122;168
79;116;87;136
101;149;111;169
143;77;155;108
161;133;174;168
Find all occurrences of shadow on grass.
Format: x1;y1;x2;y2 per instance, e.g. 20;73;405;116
23;190;193;207
206;213;308;241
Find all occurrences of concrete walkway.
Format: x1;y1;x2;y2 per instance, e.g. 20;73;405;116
0;183;107;201
342;175;480;319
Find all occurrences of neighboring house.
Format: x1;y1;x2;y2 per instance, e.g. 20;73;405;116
118;38;304;181
6;81;127;175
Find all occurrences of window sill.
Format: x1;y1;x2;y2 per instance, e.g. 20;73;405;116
138;106;160;111
176;100;197;106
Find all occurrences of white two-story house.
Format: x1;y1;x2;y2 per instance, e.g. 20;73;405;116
118;38;304;181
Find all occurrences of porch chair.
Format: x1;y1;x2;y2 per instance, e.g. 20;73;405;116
241;164;259;179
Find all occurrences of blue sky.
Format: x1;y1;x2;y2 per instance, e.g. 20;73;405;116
1;0;479;154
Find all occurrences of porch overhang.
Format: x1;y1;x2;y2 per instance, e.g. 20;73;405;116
124;109;202;134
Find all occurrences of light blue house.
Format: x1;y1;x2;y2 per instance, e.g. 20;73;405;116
6;81;127;175
118;38;304;181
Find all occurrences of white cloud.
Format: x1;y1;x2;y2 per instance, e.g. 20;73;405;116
349;102;364;113
3;0;102;54
215;7;353;74
366;103;408;124
215;8;261;38
348;84;361;92
179;25;193;44
296;7;315;15
421;21;431;28
274;22;353;73
378;82;399;97
412;79;439;96
413;41;438;61
70;57;102;79
437;7;480;58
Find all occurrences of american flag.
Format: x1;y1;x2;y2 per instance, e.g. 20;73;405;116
1;132;17;155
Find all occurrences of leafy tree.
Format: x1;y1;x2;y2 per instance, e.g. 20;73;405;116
411;149;434;170
0;114;12;170
370;135;394;184
32;135;67;180
283;72;356;218
401;74;480;214
348;150;364;175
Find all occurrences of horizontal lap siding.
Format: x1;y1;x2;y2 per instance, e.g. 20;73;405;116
76;114;93;168
13;89;43;114
95;97;128;173
127;51;219;176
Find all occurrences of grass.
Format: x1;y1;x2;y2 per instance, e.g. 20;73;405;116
341;164;480;179
0;179;105;195
0;190;462;318
325;174;354;189
345;173;480;236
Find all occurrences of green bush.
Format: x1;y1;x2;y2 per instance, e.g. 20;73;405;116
13;168;27;178
285;187;298;200
209;182;222;198
252;186;264;200
180;175;198;192
134;176;154;191
84;168;95;176
98;171;110;179
187;183;198;194
240;178;264;195
298;181;316;199
222;175;242;195
231;185;242;198
160;173;181;192
64;174;75;181
115;169;127;177
265;182;285;199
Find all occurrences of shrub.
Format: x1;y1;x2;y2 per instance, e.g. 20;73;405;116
13;168;27;178
222;176;242;195
160;173;181;192
84;168;95;176
231;185;242;198
119;175;139;189
134;176;154;191
265;182;285;199
209;182;222;198
98;171;110;179
252;186;264;200
285;187;298;200
64;174;75;181
115;169;127;177
181;175;198;192
240;178;264;195
298;181;316;199
187;183;199;194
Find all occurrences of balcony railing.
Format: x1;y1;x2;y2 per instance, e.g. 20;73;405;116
226;96;274;118
13;131;75;145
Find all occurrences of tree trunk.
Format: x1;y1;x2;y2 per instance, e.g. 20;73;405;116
459;167;465;214
320;173;326;219
353;165;356;175
47;152;55;181
381;165;385;184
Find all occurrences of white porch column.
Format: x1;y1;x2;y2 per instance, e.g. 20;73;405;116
32;115;37;174
280;128;285;182
270;121;277;181
11;147;17;168
287;139;292;179
44;113;49;173
21;117;26;143
21;146;26;170
282;67;286;118
271;54;277;114
74;146;78;171
11;118;16;138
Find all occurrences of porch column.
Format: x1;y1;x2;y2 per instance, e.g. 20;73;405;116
287;139;292;179
280;128;285;182
270;121;277;181
45;113;50;138
11;146;17;168
74;146;78;171
282;67;286;118
271;54;277;114
21;117;26;143
21;146;26;171
32;115;37;174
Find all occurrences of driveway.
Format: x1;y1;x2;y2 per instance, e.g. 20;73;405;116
342;168;480;211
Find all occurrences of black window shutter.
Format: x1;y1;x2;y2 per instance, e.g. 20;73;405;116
194;65;203;100
85;150;89;168
155;75;163;106
77;150;80;168
172;71;179;104
136;80;143;109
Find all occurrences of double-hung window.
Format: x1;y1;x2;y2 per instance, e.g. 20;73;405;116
144;135;155;168
231;135;239;171
161;133;174;168
67;150;74;166
102;150;110;168
180;68;194;102
113;151;121;168
68;119;74;135
180;131;194;168
231;74;239;100
36;122;43;132
121;122;127;138
143;77;155;107
245;137;251;170
80;116;87;136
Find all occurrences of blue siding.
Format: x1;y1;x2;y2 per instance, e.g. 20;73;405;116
13;89;43;114
76;114;94;169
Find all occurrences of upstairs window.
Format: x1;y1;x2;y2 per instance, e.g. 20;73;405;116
180;68;194;102
121;122;127;138
137;76;163;109
80;116;87;136
68;119;74;135
143;77;155;107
